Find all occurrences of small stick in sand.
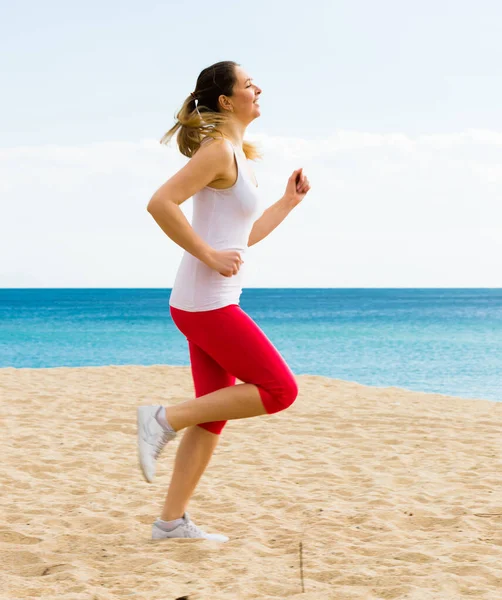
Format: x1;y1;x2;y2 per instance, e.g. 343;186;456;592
299;540;305;593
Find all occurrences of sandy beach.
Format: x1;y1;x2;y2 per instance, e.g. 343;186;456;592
1;364;501;599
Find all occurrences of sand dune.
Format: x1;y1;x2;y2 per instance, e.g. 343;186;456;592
1;365;502;599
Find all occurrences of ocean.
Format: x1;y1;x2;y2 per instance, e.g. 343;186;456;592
1;288;501;402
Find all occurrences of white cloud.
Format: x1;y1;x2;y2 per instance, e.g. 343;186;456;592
1;130;501;287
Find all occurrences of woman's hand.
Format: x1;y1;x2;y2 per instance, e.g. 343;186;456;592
205;249;244;277
284;168;311;207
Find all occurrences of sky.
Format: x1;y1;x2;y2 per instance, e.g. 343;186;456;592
1;0;501;288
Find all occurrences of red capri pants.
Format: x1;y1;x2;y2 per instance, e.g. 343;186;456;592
169;303;299;435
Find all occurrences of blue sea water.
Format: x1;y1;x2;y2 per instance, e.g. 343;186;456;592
0;288;501;402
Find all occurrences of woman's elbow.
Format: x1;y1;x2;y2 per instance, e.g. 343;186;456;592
147;196;161;214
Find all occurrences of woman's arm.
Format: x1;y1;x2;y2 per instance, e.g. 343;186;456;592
248;168;311;247
147;139;234;265
148;201;215;265
247;195;296;247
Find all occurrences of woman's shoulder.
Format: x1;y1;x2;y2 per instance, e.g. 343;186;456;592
192;136;234;165
199;135;231;149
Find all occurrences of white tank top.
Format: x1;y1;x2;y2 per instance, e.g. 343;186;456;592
169;137;263;312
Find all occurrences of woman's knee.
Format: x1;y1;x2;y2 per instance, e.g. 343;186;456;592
264;376;299;414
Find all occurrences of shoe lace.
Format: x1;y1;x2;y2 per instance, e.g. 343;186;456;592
185;519;205;536
153;429;172;459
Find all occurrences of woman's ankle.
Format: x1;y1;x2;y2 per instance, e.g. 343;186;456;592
164;408;183;432
156;407;178;433
160;511;185;522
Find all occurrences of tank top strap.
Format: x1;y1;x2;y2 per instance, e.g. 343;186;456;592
221;137;238;158
221;138;253;185
200;136;255;187
200;135;239;163
224;138;252;188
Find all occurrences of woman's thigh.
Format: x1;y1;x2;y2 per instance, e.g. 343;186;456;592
170;304;297;411
188;340;236;397
187;340;235;434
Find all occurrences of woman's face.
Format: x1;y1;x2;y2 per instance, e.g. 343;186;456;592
224;66;262;121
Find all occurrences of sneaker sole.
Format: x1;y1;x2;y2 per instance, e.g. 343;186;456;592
137;406;156;483
151;524;229;543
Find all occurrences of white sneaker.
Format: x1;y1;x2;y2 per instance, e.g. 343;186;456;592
137;405;177;483
151;512;229;543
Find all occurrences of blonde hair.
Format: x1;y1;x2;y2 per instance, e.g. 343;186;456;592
160;61;262;161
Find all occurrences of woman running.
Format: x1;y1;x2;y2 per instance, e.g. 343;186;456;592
138;60;311;542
